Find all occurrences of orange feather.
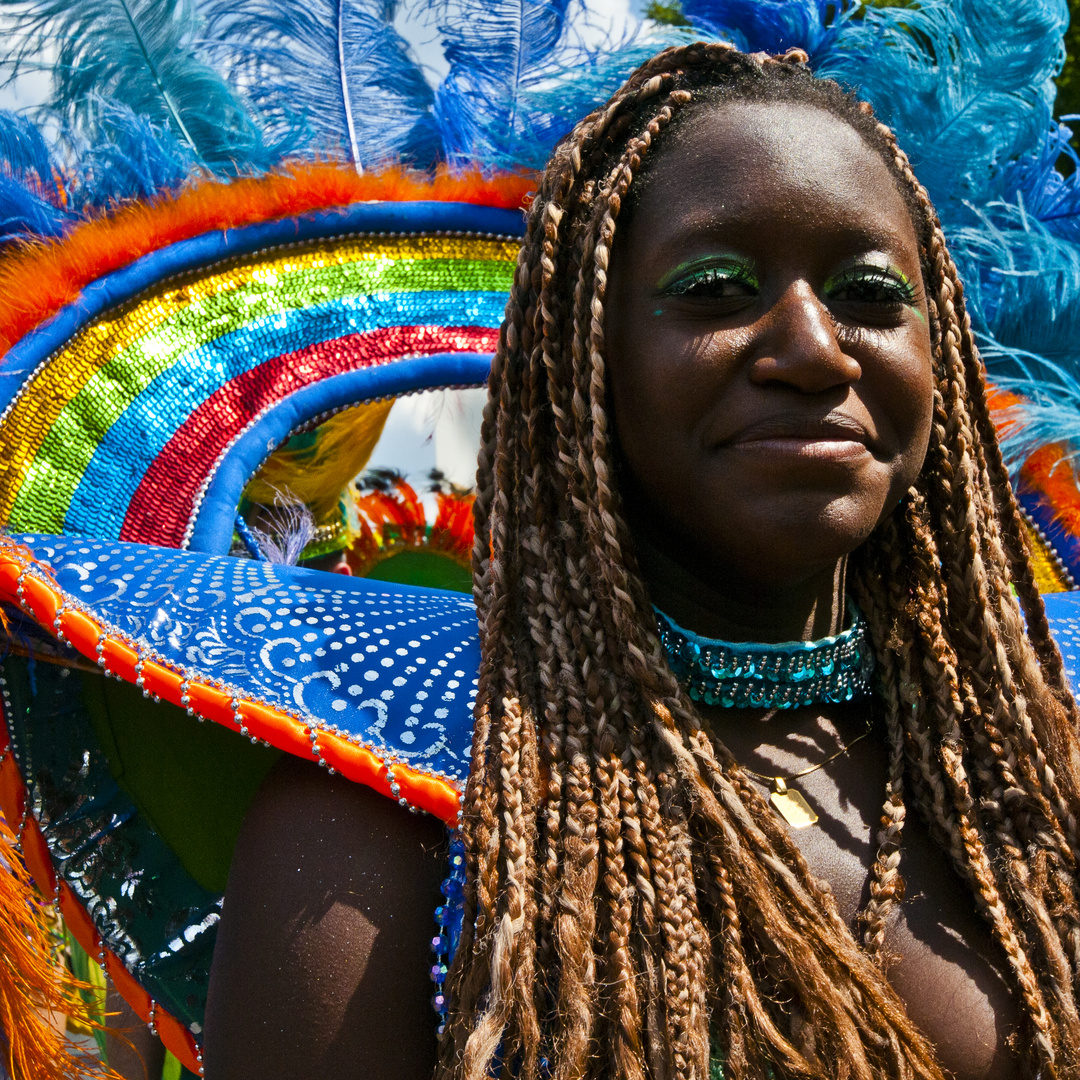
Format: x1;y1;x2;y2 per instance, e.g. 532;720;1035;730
0;162;536;356
0;811;119;1080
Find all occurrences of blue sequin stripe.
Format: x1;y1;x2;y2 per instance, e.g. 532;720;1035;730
431;835;556;1077
65;291;507;540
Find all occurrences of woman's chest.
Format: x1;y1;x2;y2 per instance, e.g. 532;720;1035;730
736;726;1020;1079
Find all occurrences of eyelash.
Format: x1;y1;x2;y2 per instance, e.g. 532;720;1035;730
663;261;759;298
824;265;917;306
660;262;918;308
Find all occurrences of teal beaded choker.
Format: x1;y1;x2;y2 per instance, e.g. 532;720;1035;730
656;602;875;709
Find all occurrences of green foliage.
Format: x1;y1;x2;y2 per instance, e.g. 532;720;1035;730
644;1;690;26
1057;0;1080;118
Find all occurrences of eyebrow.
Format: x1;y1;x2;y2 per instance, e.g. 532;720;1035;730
647;212;916;267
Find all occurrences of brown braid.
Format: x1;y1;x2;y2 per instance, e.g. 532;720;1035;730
435;43;1080;1080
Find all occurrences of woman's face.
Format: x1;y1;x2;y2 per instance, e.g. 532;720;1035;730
605;101;935;594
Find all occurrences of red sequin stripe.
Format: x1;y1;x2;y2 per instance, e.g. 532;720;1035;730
120;324;498;547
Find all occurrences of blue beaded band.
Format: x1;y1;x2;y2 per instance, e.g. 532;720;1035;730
431;832;466;1033
232;512;266;561
656;602;875;709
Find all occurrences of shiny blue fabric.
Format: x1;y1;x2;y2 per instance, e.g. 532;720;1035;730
8;531;1080;1052
13;533;479;788
1042;590;1080;692
0;654;222;1039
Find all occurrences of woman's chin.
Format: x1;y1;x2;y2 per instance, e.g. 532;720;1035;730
683;505;883;588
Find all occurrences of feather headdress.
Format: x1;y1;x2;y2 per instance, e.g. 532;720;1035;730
4;0;1080;1071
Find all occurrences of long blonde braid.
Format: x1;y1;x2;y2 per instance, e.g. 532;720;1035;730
436;42;1080;1080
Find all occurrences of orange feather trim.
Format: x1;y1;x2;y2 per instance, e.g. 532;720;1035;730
1019;445;1080;539
0;798;120;1079
0;162;536;356
986;382;1080;539
347;475;474;578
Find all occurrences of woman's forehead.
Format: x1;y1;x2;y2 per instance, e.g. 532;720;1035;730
623;100;917;259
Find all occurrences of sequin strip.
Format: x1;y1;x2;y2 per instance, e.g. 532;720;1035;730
0;234;516;535
122;324;497;548
65;296;503;539
1018;507;1074;593
432;832;466;1033
656;605;875;709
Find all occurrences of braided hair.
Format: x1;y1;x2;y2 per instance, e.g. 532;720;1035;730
436;43;1080;1080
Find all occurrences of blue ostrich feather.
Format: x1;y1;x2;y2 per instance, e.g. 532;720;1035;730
70;99;194;208
950;199;1080;351
0;175;68;241
0;110;58;191
0;110;71;240
984;356;1080;472
0;101;193;241
679;0;854;61
433;0;580;164
998;119;1080;244
0;0;270;173
451;18;698;170
199;0;439;170
941;199;1080;470
819;0;1067;224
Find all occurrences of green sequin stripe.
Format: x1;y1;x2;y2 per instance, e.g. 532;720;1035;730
9;245;514;531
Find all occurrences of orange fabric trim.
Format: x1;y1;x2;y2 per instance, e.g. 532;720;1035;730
0;163;535;355
0;542;464;826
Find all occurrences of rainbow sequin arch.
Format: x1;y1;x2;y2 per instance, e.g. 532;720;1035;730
0;175;525;553
2;164;1080;596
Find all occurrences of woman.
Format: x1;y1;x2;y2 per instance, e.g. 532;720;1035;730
205;42;1080;1080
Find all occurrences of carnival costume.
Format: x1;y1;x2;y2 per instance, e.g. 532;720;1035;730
4;0;1080;1075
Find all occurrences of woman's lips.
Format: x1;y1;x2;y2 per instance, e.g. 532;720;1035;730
728;435;870;462
716;415;875;462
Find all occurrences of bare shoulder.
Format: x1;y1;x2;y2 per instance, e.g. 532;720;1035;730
203;753;447;1080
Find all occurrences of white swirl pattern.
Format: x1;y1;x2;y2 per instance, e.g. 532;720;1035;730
13;534;480;788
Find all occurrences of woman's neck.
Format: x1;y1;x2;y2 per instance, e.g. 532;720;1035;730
633;527;848;645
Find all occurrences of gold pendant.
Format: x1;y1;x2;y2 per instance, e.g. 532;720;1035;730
769;778;818;828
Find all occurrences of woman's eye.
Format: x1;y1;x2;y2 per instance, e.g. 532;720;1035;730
663;263;758;300
825;267;916;307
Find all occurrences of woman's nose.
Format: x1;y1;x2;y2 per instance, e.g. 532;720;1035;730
747;281;861;392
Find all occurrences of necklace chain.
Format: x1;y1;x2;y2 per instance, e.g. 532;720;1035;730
656;603;877;826
738;714;874;788
736;715;874;827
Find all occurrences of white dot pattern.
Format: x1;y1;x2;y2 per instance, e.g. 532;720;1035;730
14;534;479;787
1044;592;1080;696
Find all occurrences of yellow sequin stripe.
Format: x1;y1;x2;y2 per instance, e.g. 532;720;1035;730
0;234;516;528
1019;513;1074;593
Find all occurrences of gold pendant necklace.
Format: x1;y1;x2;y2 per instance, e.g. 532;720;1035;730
737;717;874;828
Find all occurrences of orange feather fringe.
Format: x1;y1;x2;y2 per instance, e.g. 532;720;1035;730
986;383;1080;539
0;812;118;1079
346;476;474;578
1020;446;1080;538
0;163;536;356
